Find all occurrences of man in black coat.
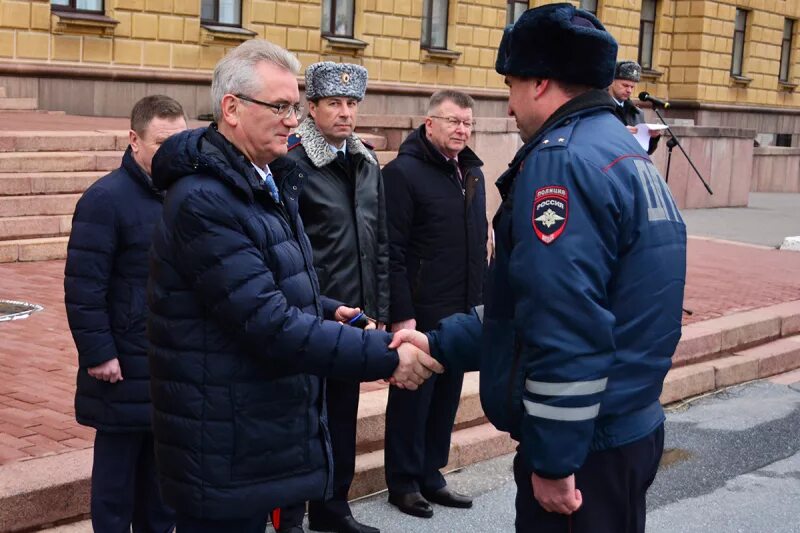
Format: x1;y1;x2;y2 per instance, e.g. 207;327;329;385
277;62;389;533
382;90;488;518
608;60;661;155
146;40;442;533
64;94;187;532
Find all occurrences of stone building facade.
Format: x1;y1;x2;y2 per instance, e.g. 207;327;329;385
0;0;799;141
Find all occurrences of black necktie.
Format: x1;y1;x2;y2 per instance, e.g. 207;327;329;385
337;150;347;166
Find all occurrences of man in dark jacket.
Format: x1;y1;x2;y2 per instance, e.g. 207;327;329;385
608;60;661;155
391;5;686;532
146;40;442;533
277;62;389;533
64;94;186;532
382;90;487;518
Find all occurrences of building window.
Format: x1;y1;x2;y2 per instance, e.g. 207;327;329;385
638;0;656;70
507;1;527;25
201;0;241;27
776;133;793;147
322;0;355;37
780;19;795;82
580;0;598;15
51;0;103;12
421;0;449;49
731;8;748;76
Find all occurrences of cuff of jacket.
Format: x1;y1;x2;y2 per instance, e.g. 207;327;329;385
77;340;118;368
320;296;345;320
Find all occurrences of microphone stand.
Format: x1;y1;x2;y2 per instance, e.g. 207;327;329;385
649;104;713;195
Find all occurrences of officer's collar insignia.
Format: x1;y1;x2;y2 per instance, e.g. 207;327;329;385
532;185;568;244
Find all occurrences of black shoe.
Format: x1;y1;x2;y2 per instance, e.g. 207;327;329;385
276;527;305;533
421;486;473;509
388;491;434;518
308;515;379;533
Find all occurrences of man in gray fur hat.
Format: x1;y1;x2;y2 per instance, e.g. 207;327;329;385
608;60;661;154
276;61;388;533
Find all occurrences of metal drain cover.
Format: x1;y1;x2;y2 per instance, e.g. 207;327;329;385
0;299;43;322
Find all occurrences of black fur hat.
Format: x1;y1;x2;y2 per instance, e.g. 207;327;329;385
495;3;618;89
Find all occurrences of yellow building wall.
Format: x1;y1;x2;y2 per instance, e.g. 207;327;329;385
1;0;800;108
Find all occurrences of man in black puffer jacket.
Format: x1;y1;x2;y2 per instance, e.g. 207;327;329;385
146;40;441;533
64;95;186;533
382;90;487;518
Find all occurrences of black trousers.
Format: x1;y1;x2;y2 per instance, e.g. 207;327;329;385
278;378;361;528
513;424;665;533
91;431;175;533
384;369;465;495
176;514;267;533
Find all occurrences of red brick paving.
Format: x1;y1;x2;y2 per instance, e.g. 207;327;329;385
0;236;799;466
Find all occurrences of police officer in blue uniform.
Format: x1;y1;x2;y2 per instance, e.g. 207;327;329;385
390;4;687;532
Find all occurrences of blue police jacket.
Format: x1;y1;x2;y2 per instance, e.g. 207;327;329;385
428;90;686;479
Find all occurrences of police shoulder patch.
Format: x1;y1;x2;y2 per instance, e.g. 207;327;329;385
287;133;302;151
532;185;568;244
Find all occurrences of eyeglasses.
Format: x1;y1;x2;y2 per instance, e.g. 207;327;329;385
235;94;304;120
429;116;476;129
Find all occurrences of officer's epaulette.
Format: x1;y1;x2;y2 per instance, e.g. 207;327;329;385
287;133;302;151
537;118;577;150
359;136;374;150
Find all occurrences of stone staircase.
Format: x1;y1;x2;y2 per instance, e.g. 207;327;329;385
4;301;800;532
0;131;127;263
0;123;406;264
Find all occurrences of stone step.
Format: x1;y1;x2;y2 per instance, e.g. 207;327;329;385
0;236;68;263
0;131;127;153
376;150;398;167
0;215;72;241
0;151;122;173
0;171;105;196
0;97;37;111
0;193;81;218
660;334;800;405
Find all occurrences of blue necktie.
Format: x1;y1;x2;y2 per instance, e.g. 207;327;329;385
264;170;280;203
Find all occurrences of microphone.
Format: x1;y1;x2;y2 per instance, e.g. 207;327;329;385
638;91;670;109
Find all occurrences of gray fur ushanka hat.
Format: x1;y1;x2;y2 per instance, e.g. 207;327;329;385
495;3;618;89
305;62;368;102
614;60;642;82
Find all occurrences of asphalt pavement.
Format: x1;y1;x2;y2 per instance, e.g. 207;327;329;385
680;192;800;248
317;377;800;533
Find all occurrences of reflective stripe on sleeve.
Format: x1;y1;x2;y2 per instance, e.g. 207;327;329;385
523;400;600;421
473;305;484;323
525;377;608;397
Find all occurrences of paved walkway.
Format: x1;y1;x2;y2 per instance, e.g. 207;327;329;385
1;236;800;466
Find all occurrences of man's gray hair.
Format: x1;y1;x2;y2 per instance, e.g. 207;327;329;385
211;39;302;121
427;90;475;115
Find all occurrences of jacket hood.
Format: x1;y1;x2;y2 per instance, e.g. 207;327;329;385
397;124;484;171
151;125;273;203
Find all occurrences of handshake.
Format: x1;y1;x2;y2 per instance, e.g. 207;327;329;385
387;320;444;391
336;308;444;391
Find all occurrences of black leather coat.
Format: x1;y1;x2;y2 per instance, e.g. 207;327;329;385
287;124;390;323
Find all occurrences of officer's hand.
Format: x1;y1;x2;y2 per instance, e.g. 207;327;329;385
390;342;444;390
390;318;416;332
87;357;123;383
626;126;638;134
531;473;582;515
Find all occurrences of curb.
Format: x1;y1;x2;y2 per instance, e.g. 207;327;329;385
4;300;800;531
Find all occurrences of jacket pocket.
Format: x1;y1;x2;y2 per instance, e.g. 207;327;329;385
229;378;313;482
